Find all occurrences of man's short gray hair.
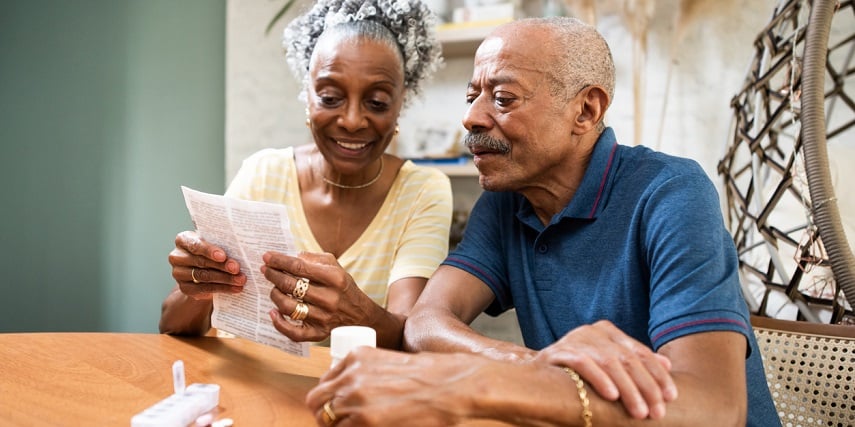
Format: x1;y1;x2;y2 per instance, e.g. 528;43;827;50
524;17;615;106
283;0;443;107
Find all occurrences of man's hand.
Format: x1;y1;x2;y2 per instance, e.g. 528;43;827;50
306;347;477;427
534;320;678;419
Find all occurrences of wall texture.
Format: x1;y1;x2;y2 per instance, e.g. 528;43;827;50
225;0;779;180
0;0;226;332
224;0;780;341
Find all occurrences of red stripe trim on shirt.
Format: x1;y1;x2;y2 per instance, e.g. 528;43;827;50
444;257;497;289
652;318;747;344
588;141;619;218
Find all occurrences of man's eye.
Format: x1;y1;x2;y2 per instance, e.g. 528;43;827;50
495;96;514;107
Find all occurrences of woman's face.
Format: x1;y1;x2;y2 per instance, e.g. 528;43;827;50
307;36;405;177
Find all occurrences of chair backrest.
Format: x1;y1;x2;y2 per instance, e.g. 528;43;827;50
751;316;855;426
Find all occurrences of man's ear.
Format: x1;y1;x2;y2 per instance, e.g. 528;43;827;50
571;86;609;135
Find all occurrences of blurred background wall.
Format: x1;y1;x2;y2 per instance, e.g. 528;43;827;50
0;0;226;332
0;0;804;335
225;0;779;343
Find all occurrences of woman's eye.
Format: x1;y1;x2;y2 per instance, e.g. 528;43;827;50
319;96;341;107
367;100;390;112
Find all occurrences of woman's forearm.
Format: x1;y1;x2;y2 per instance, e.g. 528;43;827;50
365;307;406;349
370;277;427;349
158;286;213;335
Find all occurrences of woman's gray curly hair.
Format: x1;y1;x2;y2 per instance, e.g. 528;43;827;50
283;0;443;106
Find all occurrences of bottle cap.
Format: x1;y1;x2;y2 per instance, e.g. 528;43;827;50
329;326;376;368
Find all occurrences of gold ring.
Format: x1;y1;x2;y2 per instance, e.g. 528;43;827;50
293;277;309;300
322;399;337;426
191;268;200;284
289;302;309;321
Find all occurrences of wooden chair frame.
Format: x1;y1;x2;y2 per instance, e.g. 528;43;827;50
751;315;855;426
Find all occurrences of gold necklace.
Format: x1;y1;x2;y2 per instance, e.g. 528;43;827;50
322;157;384;189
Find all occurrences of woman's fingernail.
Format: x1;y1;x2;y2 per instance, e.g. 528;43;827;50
227;260;239;273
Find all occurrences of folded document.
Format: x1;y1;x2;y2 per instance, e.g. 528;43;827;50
181;186;310;357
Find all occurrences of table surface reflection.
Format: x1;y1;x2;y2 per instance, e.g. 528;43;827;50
0;332;513;426
0;333;329;425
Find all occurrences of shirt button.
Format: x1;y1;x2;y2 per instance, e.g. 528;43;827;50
538;244;548;253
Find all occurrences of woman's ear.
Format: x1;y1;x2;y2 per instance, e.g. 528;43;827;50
572;86;610;135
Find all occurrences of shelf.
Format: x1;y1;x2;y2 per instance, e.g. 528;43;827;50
433;161;479;177
410;158;480;177
436;20;509;57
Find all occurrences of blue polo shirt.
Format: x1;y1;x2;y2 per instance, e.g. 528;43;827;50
444;128;779;425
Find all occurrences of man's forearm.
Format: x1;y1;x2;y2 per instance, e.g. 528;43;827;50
471;362;745;427
403;307;534;362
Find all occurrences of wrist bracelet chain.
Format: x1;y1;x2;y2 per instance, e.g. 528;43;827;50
563;367;593;427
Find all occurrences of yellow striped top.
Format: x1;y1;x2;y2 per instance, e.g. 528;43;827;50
225;146;453;307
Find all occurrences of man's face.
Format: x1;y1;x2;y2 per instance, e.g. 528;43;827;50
463;27;578;193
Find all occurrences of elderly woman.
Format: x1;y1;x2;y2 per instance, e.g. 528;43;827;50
159;0;451;349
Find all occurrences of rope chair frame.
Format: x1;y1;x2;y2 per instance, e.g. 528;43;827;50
720;0;855;324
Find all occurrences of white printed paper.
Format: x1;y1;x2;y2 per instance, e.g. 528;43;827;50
181;186;310;357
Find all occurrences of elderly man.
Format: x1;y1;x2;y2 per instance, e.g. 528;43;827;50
306;17;779;427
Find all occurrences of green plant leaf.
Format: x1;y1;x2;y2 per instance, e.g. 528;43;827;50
265;0;298;35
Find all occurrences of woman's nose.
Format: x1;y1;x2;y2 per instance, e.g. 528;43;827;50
338;103;367;131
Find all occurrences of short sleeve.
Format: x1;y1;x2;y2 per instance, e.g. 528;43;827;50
224;147;293;200
443;192;515;315
643;171;752;350
387;165;454;283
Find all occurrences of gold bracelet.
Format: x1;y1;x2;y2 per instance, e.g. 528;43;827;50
563;367;593;427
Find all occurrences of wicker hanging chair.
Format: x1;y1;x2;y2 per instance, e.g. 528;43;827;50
719;0;855;325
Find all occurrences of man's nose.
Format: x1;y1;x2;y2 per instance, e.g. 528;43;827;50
462;94;491;133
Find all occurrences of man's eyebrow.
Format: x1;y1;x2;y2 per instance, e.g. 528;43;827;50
467;75;518;89
488;76;517;86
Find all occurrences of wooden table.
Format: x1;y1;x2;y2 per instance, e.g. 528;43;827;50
0;333;330;426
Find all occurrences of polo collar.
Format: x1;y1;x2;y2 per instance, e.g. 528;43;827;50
517;127;619;228
565;127;619;220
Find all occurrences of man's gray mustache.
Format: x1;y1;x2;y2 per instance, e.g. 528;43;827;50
463;132;511;154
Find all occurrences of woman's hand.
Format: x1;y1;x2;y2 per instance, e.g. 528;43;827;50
534;320;677;420
263;251;378;343
168;231;246;300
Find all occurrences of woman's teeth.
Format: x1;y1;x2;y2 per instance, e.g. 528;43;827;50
336;140;368;150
